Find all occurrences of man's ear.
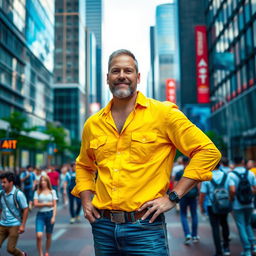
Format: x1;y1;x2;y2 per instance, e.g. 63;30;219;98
137;72;141;84
107;73;109;84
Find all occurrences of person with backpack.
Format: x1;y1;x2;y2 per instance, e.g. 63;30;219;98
174;156;199;245
199;162;233;256
229;156;256;256
64;163;81;224
0;171;29;256
20;165;36;210
33;175;57;256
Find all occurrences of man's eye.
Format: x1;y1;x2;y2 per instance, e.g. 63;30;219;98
111;70;119;73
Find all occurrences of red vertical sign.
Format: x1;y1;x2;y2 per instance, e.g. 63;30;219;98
166;79;176;103
195;26;209;103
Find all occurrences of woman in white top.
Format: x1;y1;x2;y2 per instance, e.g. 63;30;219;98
34;175;57;256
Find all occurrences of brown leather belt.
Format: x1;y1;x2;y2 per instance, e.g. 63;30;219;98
98;209;147;224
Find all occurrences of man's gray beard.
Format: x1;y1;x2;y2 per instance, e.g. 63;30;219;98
112;87;134;99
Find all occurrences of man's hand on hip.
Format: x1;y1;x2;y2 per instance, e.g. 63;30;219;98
138;194;175;223
80;190;100;223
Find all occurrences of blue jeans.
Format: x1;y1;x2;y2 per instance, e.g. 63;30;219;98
179;196;198;237
68;191;82;218
91;214;170;256
36;210;54;234
233;208;256;251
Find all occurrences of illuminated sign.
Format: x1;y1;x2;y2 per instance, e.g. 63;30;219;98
195;26;209;103
166;79;176;103
0;139;17;151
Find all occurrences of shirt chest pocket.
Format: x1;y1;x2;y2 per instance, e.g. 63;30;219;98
130;132;157;164
90;136;114;164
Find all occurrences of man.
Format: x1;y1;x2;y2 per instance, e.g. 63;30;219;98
64;163;81;224
174;156;199;245
220;157;231;174
72;49;221;255
200;162;232;256
20;165;35;209
229;157;256;256
47;166;60;198
0;172;29;256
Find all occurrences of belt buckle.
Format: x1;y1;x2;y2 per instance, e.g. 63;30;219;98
110;211;125;224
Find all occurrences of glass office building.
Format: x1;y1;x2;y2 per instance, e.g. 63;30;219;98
54;0;86;140
206;0;256;158
86;0;102;105
154;2;180;101
0;0;54;127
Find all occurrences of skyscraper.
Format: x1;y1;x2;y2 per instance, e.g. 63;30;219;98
0;0;54;127
154;2;180;102
54;0;86;140
206;0;256;159
86;0;102;105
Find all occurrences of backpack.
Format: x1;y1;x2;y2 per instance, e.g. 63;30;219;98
210;173;232;214
0;189;23;221
68;172;76;192
233;170;253;205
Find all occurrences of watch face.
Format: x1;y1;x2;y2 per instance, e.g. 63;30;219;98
169;191;179;202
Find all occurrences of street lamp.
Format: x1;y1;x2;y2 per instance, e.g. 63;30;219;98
210;95;232;161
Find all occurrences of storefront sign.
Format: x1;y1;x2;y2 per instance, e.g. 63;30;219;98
166;79;176;103
195;26;209;103
0;138;17;151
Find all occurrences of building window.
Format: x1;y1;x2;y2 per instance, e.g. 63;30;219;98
244;0;251;24
253;21;256;49
245;27;253;56
252;0;256;15
238;7;244;31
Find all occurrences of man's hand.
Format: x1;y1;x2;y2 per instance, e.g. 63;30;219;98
18;224;25;234
80;190;100;223
138;194;175;223
82;200;100;223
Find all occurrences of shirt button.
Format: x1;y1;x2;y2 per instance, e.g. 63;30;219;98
142;138;146;142
114;169;119;172
117;152;121;155
112;187;116;191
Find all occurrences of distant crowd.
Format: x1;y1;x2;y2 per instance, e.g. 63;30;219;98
170;156;256;256
0;162;81;256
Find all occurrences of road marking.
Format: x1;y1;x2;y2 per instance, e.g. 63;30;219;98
52;228;66;240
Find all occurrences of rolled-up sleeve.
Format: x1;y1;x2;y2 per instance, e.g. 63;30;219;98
71;122;97;198
166;106;221;181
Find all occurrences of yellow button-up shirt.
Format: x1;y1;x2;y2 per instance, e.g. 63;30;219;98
72;92;221;211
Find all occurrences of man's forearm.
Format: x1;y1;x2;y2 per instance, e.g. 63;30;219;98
21;208;29;226
80;190;94;203
172;177;199;198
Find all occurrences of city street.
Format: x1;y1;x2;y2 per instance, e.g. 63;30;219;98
1;204;243;256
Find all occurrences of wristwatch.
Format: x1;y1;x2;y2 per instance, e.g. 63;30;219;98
168;191;180;203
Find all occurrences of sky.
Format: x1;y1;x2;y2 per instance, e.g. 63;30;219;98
102;0;171;97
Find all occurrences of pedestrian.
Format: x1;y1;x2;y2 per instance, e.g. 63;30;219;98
220;157;231;174
47;166;59;198
64;163;82;224
229;156;256;256
71;49;221;255
174;156;199;245
0;171;29;256
199;162;232;256
20;165;36;210
59;164;68;207
33;175;57;256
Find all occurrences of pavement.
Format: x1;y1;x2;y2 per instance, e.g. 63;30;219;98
0;203;245;256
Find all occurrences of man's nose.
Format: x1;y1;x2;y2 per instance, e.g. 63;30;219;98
118;70;125;79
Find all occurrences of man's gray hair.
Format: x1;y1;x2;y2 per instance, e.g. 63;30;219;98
108;49;139;72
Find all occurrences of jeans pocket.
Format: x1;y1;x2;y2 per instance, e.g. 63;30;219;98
136;219;164;231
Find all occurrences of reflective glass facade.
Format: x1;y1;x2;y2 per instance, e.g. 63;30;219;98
26;0;54;71
154;2;180;101
0;0;54;127
206;0;256;158
86;0;102;104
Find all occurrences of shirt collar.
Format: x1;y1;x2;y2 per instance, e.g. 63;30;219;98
102;91;149;116
4;185;16;196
